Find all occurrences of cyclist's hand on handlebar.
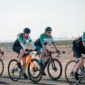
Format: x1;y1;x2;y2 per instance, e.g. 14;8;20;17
25;49;29;53
35;48;39;54
35;48;38;51
56;49;61;54
46;49;49;52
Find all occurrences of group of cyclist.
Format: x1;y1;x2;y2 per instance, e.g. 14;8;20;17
1;27;85;81
13;27;60;79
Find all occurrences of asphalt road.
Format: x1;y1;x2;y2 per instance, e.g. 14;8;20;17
0;75;85;85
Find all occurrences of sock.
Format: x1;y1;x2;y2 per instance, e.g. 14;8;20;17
39;58;42;63
76;69;79;72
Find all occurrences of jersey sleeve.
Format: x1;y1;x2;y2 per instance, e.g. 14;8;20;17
18;34;27;50
28;35;36;49
51;35;54;44
82;32;85;41
40;34;45;44
18;34;23;43
28;35;32;42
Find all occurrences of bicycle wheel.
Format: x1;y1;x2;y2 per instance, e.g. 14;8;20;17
28;59;42;83
65;60;82;85
47;58;62;80
8;59;21;81
0;59;4;76
80;57;85;84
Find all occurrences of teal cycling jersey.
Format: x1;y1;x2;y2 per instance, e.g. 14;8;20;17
82;32;85;41
14;33;36;51
34;33;54;47
18;33;32;43
73;32;85;48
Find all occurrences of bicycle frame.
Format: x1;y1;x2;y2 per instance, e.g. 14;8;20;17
13;53;36;74
71;59;85;75
71;60;79;74
43;51;53;70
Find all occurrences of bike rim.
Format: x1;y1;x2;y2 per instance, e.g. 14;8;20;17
0;59;4;76
29;61;41;79
48;59;61;79
65;61;82;85
8;60;21;81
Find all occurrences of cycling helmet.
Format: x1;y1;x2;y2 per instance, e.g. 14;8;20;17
23;28;31;34
45;27;52;32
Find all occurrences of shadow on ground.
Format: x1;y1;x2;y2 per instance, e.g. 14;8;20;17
0;81;10;85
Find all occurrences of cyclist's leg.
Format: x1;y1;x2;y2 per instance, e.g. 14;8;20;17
35;45;43;62
35;45;47;75
35;45;47;63
77;57;84;70
19;49;25;62
21;58;26;66
72;45;84;69
13;46;26;66
72;45;84;80
35;46;44;65
13;45;25;68
21;56;28;78
20;51;28;79
13;45;28;78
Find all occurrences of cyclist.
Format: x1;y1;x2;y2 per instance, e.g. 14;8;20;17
34;27;60;76
72;32;85;80
13;28;38;79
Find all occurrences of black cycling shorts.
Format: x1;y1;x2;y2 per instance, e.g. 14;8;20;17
13;44;22;53
72;45;85;58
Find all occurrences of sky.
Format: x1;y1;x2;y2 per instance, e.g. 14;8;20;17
0;0;85;41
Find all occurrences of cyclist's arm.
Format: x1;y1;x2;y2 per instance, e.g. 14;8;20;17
51;35;57;50
82;32;85;47
52;43;57;50
28;35;36;49
18;34;27;51
51;35;60;53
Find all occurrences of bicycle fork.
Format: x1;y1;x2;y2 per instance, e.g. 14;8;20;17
50;59;57;71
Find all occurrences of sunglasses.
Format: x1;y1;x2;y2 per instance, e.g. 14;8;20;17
25;33;29;34
48;32;51;33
